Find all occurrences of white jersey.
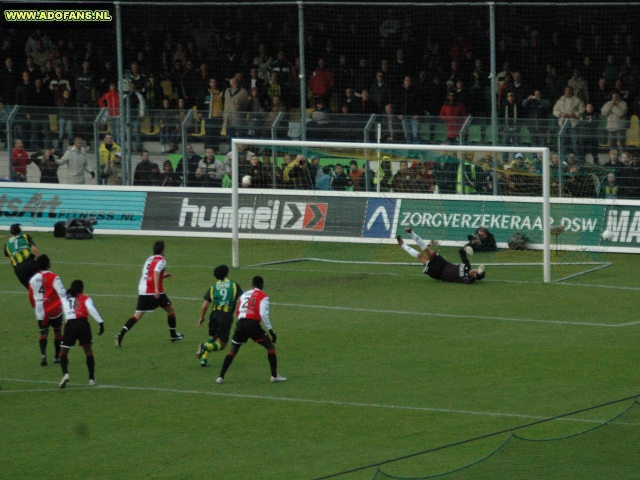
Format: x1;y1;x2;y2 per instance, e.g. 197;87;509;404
138;255;167;295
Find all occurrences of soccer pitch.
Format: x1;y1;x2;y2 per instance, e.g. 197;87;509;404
2;234;639;479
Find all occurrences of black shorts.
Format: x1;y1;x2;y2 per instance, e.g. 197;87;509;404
208;310;234;343
15;258;40;289
136;293;171;312
61;318;93;348
41;314;63;329
231;318;268;345
423;253;448;280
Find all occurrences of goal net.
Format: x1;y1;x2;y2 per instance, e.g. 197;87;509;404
230;139;611;283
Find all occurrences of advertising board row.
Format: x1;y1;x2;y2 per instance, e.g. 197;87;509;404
1;185;640;250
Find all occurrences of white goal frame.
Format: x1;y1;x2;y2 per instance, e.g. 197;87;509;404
230;139;552;282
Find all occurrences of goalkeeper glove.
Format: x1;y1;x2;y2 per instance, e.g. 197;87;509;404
98;323;104;336
269;329;277;344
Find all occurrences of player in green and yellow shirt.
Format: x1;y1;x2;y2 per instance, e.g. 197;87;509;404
5;223;41;288
196;265;242;367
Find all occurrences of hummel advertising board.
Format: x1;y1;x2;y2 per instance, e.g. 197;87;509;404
142;192;367;237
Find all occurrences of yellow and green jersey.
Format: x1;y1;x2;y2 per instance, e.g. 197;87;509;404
204;279;242;313
4;234;36;267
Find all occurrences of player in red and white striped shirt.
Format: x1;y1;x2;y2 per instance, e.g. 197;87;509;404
58;279;105;388
114;241;183;347
28;255;67;366
216;276;286;384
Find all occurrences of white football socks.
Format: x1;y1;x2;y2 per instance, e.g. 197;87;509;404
410;231;428;250
401;242;420;258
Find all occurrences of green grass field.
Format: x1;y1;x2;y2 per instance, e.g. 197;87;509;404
2;234;639;479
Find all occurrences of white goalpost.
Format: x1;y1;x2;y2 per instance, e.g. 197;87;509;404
230;139;554;283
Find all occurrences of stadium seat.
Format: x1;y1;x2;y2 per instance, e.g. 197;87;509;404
140;117;160;135
49;114;58;133
419;122;431;142
625;115;640;147
433;123;448;143
468;124;483;144
189;118;206;138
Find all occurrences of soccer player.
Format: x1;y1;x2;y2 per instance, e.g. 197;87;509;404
28;255;67;366
115;241;183;347
5;223;41;289
58;280;105;388
397;228;486;284
216;276;286;384
196;265;243;367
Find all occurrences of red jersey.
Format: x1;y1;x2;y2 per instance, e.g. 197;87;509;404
138;255;167;295
29;270;66;322
236;288;273;330
62;293;104;324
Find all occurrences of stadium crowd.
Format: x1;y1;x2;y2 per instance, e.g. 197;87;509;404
1;5;640;196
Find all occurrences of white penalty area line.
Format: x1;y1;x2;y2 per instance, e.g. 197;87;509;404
3;290;636;328
2;378;635;426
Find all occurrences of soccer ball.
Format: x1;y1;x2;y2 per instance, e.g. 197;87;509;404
242;175;252;187
601;229;614;241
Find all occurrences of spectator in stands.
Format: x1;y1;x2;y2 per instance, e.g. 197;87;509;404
307;155;322;183
568;68;589;104
288;154;314;189
129;83;146;152
392;160;413;192
223;77;250;140
74;61;94;108
144;73;164;111
471;60;489;114
247;67;265;101
133;150;158;186
348;160;370;192
264;72;285;109
601;172;618;199
602;149;621;172
246;154;268;188
582;103;600;162
201;77;224;119
425;75;447;116
341;87;358;113
98;134;121;184
196;147;225;187
161;160;181;187
180;60;200;108
1;58;20;99
97;82;120;144
31;147;61;183
56;89;74;148
440;91;468;144
601;89;628;150
270;50;293;92
330;163;353;191
591;78;611;112
553;86;585;157
176;143;202;186
381;103;403;143
97;60;116;95
369;71;390;113
11;139;32;182
156;98;174;153
57;137;94;184
501;92;519;147
397;76;421;145
523;89;552;147
49;67;71;105
316;166;332;190
309;58;334;102
103;151;123;185
24;57;41;80
497;72;512;109
30;78;53;149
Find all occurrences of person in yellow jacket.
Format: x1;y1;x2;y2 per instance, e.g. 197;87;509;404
98;134;121;184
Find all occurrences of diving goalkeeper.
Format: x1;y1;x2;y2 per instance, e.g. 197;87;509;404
397;228;486;284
